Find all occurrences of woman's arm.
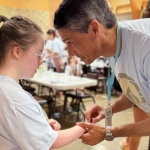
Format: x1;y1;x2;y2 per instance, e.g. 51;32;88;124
45;53;59;58
69;63;75;75
45;47;53;53
50;125;86;149
77;61;81;77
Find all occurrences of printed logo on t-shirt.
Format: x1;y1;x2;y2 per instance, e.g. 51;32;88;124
118;73;150;116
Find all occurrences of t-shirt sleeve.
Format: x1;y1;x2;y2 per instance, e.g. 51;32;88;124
142;37;150;87
45;41;52;49
3;103;57;150
53;41;60;54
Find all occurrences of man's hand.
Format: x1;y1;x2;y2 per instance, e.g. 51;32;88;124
76;122;106;146
49;119;61;131
85;104;105;123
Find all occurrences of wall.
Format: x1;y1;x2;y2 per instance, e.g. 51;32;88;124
0;0;50;37
116;13;133;21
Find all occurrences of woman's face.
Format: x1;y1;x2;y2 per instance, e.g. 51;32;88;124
19;35;45;79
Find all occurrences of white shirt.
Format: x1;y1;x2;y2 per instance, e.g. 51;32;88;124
0;75;57;150
52;38;64;58
44;40;55;67
110;19;150;116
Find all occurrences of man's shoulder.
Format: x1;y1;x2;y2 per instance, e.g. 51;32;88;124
120;19;150;37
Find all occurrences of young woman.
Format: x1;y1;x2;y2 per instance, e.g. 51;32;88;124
0;15;86;150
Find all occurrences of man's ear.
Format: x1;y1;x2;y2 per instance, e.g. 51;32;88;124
88;20;100;38
11;46;21;59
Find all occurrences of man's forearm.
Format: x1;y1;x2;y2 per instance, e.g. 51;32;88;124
112;118;150;137
112;93;134;114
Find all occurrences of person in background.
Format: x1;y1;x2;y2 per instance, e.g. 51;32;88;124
46;29;64;72
65;56;84;108
0;15;86;150
65;55;83;76
119;1;150;150
62;45;69;64
55;30;61;40
44;30;57;70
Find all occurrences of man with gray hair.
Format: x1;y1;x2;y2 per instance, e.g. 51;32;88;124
54;0;150;146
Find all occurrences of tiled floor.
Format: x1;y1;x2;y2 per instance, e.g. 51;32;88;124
42;92;149;150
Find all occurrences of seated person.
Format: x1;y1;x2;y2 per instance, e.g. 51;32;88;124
65;55;83;76
65;56;85;109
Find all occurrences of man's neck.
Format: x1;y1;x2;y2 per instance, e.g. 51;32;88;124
100;22;122;57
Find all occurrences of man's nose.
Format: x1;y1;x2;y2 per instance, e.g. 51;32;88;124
68;47;77;56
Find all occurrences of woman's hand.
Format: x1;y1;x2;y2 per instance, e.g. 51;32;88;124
49;119;61;131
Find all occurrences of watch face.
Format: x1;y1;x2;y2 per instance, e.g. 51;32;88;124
106;136;114;141
104;134;114;141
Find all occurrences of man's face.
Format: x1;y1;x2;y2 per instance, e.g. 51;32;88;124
58;28;102;64
47;34;54;40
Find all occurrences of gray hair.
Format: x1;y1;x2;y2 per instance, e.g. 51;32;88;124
54;0;117;33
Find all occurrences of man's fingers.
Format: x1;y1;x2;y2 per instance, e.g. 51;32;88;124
85;111;92;123
79;132;88;139
76;122;92;129
92;112;104;123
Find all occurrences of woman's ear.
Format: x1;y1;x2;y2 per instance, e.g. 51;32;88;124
11;46;21;59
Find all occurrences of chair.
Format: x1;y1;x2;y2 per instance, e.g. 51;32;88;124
97;67;108;93
65;72;98;121
81;64;91;77
33;95;54;118
58;65;65;73
19;80;36;96
48;63;53;70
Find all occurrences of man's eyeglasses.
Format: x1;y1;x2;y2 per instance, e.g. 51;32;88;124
29;51;43;62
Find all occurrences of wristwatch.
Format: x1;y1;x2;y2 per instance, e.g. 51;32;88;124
104;126;114;141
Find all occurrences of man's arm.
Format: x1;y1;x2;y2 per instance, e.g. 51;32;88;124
112;93;134;114
112;118;150;137
85;93;134;123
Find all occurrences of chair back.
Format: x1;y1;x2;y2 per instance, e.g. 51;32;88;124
86;72;98;92
103;66;109;78
58;65;65;73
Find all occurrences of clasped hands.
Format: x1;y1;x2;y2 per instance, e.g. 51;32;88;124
77;104;106;146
